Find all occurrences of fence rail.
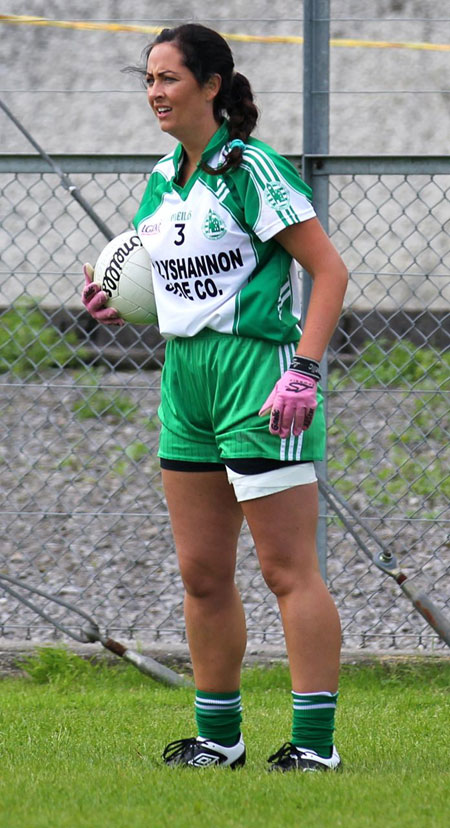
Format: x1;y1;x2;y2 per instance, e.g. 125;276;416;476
0;154;448;653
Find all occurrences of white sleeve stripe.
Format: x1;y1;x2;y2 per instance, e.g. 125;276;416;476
239;162;263;224
241;157;313;228
241;164;298;228
244;146;311;202
244;146;284;184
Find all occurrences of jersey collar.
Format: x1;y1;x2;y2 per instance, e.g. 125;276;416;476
200;120;230;165
172;121;230;180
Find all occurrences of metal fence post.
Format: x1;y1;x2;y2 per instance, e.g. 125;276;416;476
302;0;330;579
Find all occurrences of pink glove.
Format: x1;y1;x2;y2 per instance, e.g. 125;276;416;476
259;356;320;438
81;263;125;326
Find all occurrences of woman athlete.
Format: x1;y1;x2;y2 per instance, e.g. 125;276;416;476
82;23;348;772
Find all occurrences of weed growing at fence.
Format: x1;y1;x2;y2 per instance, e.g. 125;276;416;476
328;340;449;512
390;394;449;445
331;338;449;389
111;440;151;475
328;428;448;509
71;369;138;421
19;644;99;685
0;650;448;828
124;441;151;463
0;301;87;375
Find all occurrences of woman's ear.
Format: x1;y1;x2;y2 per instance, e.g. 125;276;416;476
205;73;222;101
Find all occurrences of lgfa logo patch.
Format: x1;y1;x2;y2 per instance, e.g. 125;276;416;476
202;209;226;240
263;181;291;210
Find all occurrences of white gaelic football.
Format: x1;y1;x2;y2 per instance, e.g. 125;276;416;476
94;230;157;325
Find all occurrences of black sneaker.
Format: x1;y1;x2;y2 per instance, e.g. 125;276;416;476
268;743;341;772
163;735;246;768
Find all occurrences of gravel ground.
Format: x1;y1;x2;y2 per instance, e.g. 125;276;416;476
0;370;448;655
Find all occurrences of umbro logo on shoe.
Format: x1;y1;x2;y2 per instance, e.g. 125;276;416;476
163;735;246;769
190;752;221;767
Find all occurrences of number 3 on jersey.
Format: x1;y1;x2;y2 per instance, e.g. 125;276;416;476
174;223;186;246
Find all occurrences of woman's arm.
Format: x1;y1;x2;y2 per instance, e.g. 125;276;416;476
274;217;348;361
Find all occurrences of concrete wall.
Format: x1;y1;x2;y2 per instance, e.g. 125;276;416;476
1;0;449;155
1;1;449;317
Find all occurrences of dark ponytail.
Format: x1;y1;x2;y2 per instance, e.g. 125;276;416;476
219;72;259;173
134;24;258;175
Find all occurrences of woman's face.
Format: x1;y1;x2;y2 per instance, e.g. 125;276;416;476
146;42;219;142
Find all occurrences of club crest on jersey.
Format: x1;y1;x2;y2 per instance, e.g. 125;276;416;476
263;181;291;210
202;209;226;240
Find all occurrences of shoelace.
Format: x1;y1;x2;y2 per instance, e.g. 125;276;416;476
267;742;301;767
162;737;198;763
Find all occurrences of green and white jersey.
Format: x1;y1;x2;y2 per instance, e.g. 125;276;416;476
133;122;315;344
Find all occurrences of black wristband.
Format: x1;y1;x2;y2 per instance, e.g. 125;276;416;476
289;355;321;381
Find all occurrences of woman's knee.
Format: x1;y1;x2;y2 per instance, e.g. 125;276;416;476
259;562;291;597
179;556;236;600
259;555;320;598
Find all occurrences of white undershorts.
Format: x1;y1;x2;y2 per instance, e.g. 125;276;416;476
226;462;317;502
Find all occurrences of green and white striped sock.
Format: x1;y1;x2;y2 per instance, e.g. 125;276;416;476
195;690;242;747
291;690;338;759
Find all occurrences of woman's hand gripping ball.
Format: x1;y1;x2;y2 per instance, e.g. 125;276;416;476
81;264;125;326
258;356;320;439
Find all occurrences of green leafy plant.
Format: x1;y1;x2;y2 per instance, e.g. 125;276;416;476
331;339;450;388
124;441;150;463
72;393;138;421
0;301;88;375
72;369;138;421
390;394;448;445
19;646;99;685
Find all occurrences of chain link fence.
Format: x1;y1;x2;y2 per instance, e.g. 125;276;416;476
0;155;449;653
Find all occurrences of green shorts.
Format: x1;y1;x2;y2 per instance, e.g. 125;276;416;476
158;329;326;464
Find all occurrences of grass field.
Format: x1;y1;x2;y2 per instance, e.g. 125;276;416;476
0;650;449;828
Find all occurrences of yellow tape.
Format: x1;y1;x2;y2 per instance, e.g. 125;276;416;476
330;37;450;52
0;14;163;35
1;14;449;51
